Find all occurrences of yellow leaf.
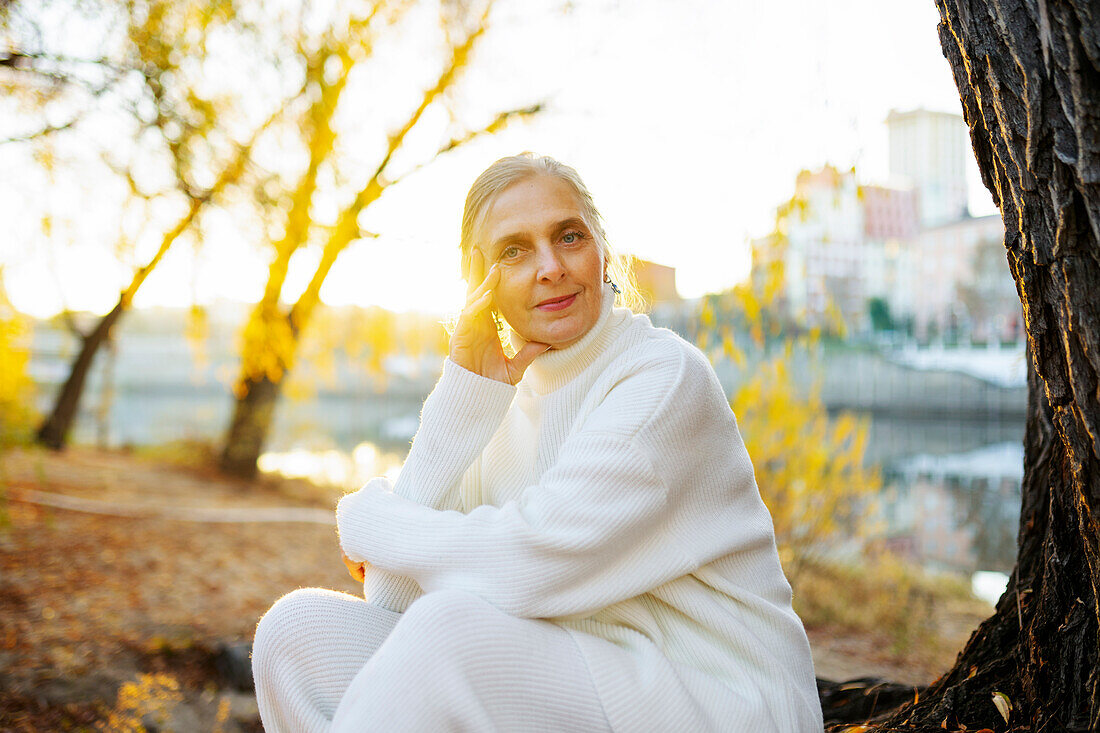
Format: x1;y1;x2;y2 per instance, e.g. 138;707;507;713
991;691;1011;723
700;299;715;328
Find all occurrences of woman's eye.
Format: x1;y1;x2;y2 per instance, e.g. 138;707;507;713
562;231;584;244
501;246;520;259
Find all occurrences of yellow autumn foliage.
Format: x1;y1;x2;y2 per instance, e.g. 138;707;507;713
96;673;183;733
184;304;210;374
280;305;450;402
730;347;881;564
236;304;298;393
698;229;879;565
0;276;35;447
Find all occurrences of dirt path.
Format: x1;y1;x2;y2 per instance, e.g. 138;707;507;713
1;446;360;731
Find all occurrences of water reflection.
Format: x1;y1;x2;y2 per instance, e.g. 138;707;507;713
254;427;1024;585
881;440;1022;575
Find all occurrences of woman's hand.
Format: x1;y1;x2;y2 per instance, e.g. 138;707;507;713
450;248;550;384
342;551;365;583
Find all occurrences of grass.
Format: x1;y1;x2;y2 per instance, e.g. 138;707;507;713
792;552;986;663
129;438;223;472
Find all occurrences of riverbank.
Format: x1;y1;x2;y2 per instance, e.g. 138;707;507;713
0;445;990;730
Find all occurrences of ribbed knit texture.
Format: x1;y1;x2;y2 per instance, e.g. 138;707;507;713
337;289;824;732
329;589;611;732
360;357;516;612
252;588;402;732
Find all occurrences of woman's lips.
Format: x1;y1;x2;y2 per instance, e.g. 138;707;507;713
535;293;578;311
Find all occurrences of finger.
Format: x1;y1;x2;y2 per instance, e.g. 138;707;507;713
460;289;494;319
466;248;485;297
507;340;551;378
347;559;364;582
465;264;499;306
454;291;494;339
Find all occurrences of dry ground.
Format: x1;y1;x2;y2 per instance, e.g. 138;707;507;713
0;445;989;731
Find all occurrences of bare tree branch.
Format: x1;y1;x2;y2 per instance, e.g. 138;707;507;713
289;2;496;329
0;117;79;145
0;50;122;73
0;47;130;145
0;50;125;93
370;2;492;185
250;0;410;312
117;98;287;308
388;102;543;188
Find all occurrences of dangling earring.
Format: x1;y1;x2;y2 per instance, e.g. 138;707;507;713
603;273;621;295
493;312;504;331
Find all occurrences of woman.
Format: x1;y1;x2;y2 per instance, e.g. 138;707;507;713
252;153;823;732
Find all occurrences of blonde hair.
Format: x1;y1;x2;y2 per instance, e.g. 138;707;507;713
459;153;643;311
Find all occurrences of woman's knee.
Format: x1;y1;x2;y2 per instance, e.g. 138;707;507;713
401;587;498;627
381;589;510;671
253;588;345;671
256;587;322;636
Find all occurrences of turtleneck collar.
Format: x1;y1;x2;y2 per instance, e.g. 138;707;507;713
508;286;631;395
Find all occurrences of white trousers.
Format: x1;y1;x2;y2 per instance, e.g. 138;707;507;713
251;588;612;732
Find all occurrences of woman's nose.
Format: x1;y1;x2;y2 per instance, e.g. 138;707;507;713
535;245;566;282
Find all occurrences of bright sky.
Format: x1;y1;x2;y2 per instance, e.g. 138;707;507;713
0;0;994;318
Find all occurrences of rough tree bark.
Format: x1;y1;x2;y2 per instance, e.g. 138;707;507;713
848;1;1100;731
35;301;125;449
220;372;283;477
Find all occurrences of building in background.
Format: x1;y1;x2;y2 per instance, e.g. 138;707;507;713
756;108;1023;343
886;108;971;228
630;256;680;307
860;183;920;330
912;214;1018;342
772;166;878;332
628;256;687;330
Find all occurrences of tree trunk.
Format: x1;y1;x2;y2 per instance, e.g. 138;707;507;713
219;304;300;479
852;1;1100;730
219;373;284;479
35;300;126;450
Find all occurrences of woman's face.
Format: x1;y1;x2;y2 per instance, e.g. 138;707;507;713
477;174;605;350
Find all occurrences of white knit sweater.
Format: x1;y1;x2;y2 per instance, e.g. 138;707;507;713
337;291;822;731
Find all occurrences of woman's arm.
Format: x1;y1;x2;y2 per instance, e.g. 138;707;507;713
339;347;767;619
359;358;516;611
358;248;552;610
339;432;699;619
384;358;516;507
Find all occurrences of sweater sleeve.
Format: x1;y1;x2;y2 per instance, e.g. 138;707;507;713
358;358;516;611
338;432;698;619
